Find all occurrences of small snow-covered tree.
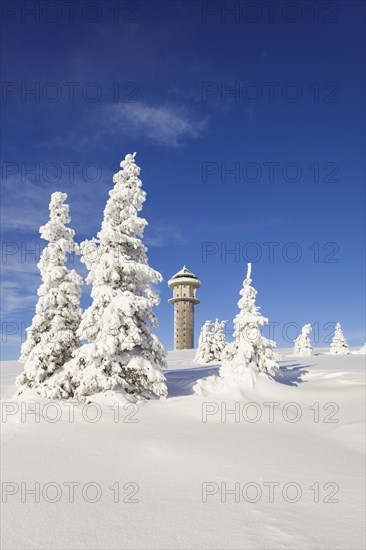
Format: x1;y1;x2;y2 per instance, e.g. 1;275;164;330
219;263;279;384
329;322;350;354
213;318;228;359
16;192;82;393
44;153;167;401
194;321;212;364
292;324;313;356
194;319;227;364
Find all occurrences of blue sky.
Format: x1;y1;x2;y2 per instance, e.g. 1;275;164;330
1;0;365;358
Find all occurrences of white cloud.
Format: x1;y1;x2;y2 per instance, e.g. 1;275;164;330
40;101;208;151
144;222;188;247
2;207;45;232
98;102;208;148
0;175;107;236
1;179;49;233
0;279;38;316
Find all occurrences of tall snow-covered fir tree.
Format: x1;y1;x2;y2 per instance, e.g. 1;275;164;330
329;322;350;354
194;319;227;364
219;263;279;385
44;153;167;401
292;324;313;356
16;192;82;394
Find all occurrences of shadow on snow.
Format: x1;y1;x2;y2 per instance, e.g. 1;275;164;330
165;360;315;397
165;364;220;398
276;361;315;386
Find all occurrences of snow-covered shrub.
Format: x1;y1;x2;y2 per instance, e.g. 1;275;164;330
354;343;366;354
292;324;313;356
194;319;227;364
43;153;167;401
329;322;350;355
218;263;279;386
16;192;82;394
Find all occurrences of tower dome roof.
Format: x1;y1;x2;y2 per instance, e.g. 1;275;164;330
171;265;198;280
168;266;201;288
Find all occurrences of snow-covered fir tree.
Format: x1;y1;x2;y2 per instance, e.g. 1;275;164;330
194;319;227;364
218;263;279;386
16;192;82;394
292;324;313;356
44;153;167;401
329;322;350;354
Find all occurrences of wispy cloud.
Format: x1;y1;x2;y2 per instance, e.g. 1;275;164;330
1;175;108;238
1;179;49;233
0;277;38;316
102;102;208;147
144;222;188;247
143;218;284;247
1;242;41;318
2;207;46;233
190;218;285;235
45;102;208;150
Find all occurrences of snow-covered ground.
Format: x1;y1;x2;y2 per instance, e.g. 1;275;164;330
1;349;365;549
